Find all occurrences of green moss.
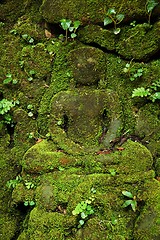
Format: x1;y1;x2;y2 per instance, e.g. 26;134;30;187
49;88;122;147
116;22;160;61
134;179;160;239
40;0;157;25
19;207;76;239
22;140;78;173
37;41;77;135
78;25;117;51
135;103;160;140
0;214;18;240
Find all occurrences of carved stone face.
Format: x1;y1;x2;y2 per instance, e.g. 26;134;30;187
68;47;105;86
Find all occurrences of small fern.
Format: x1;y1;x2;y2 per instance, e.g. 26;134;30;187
132;87;150;98
132;80;160;102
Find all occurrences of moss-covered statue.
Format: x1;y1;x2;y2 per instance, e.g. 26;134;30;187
11;47;160;240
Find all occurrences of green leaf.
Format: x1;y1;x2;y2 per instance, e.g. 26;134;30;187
28;112;33;117
71;33;77;38
123;68;129;73
104;17;113;26
29;201;35;206
29;70;36;75
126;63;130;68
137;68;143;73
12;79;18;84
27;104;33;110
116;14;125;22
86;205;92;211
137;73;143;77
29;38;34;43
72;210;78;215
122;191;133;198
111;216;118;225
60;19;71;30
132;87;150;98
109;168;116;176
73;20;80;29
80;201;87;210
81;212;87;219
24;201;29;206
69;26;74;32
3;78;12;84
107;8;116;15
131;200;137;212
89;209;94;214
113;28;121;35
10;29;17;35
122;200;133;208
91;187;96;194
147;0;159;13
22;34;28;39
6;73;12;78
134;73;138;78
79;220;85;226
150;92;160;102
28;77;33;81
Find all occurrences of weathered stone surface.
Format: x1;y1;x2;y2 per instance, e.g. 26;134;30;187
1;1;160;239
40;0;160;24
116;21;160;60
50;89;122;146
79;21;160;61
78;25;117;51
15;140;160;240
134;180;160;240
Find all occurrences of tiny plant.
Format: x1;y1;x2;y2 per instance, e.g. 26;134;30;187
19;60;25;69
108;169;117;176
123;61;143;81
27;104;34;117
104;8;125;34
24;200;35;207
3;73;18;85
10;29;17;35
122;190;137;212
132;79;160;102
22;34;34;44
24;181;35;189
0;98;19;125
27;70;36;82
6;175;22;189
60;19;80;42
130;20;136;27
72;188;96;228
0;22;5;27
146;0;159;24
